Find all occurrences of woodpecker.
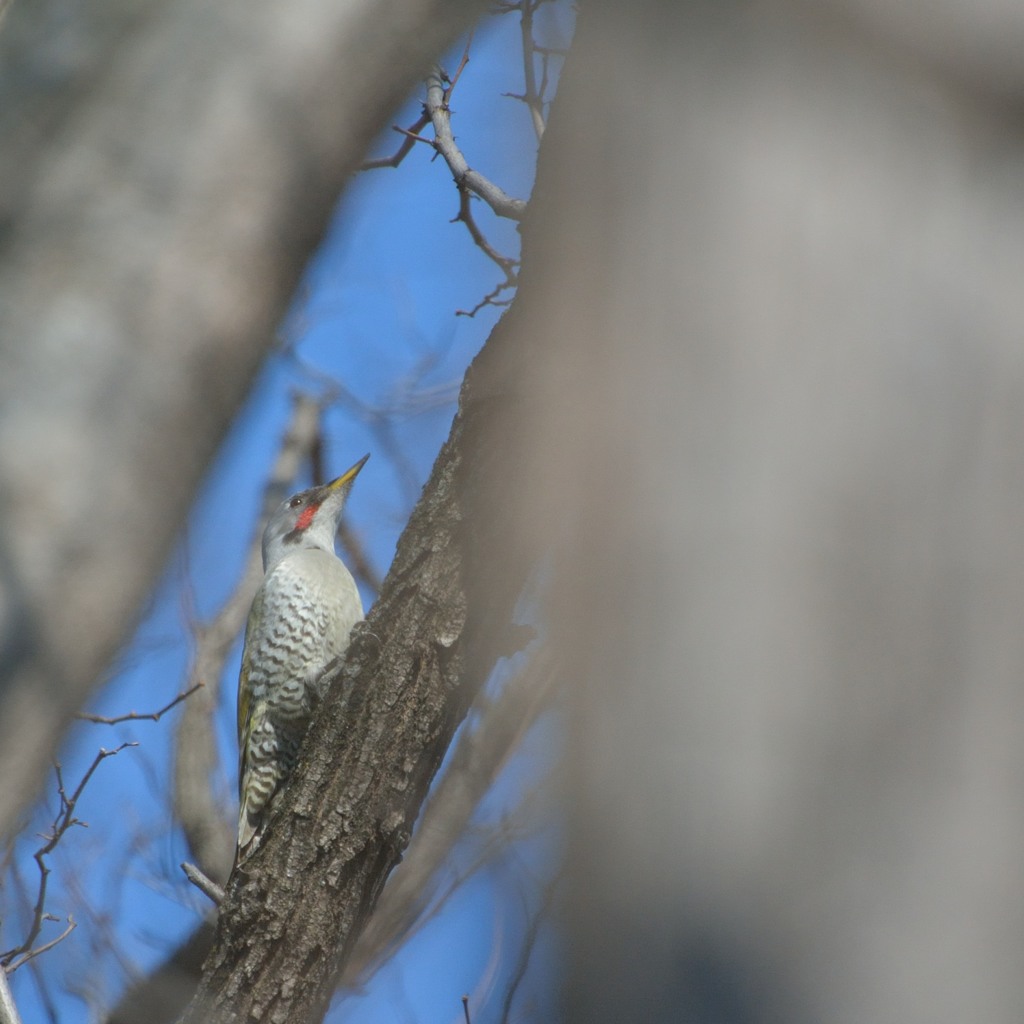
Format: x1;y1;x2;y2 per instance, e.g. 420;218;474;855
235;454;368;864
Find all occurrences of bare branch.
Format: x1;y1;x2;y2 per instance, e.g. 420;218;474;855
391;125;435;148
76;683;203;726
360;112;431;171
2;745;135;969
414;61;525;314
181;863;224;907
456;291;516;319
446;35;474;92
498;1;570;144
4;916;77;974
424;67;527;221
452;187;519;317
0;965;23;1024
454;188;519;279
518;1;547;141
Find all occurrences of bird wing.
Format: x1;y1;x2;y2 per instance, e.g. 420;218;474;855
236;585;265;796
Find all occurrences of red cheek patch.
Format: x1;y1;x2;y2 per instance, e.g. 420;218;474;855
295;504;318;532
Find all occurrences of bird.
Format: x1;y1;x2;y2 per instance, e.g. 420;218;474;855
235;454;369;865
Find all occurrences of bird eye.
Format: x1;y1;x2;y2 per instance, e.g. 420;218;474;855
289;496;303;508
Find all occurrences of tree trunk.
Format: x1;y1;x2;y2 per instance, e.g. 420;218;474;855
529;2;1024;1022
180;283;544;1020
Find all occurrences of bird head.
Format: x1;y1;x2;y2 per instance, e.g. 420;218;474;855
261;454;369;570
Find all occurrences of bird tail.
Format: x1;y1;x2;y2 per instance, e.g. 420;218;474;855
236;793;261;865
235;698;275;867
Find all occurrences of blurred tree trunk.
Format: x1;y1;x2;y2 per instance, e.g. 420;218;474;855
0;0;485;840
526;2;1024;1023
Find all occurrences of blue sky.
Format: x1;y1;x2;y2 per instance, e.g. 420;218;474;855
2;6;572;1022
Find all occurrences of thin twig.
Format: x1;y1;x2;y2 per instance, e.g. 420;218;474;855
1;745;135;969
75;683;203;725
462;994;472;1024
360;112;430;170
456;284;517;319
181;862;224;906
3;917;76;974
454;188;518;279
391;126;434;147
448;35;473;91
498;0;568;141
519;1;546;141
452;187;519;317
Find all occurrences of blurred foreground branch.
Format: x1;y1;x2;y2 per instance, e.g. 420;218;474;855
0;0;489;843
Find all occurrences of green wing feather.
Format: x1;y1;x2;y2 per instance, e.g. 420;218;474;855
236;587;264;797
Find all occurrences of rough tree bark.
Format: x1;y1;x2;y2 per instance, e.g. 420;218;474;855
0;0;487;841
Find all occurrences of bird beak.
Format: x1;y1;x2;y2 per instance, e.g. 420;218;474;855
327;453;370;492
